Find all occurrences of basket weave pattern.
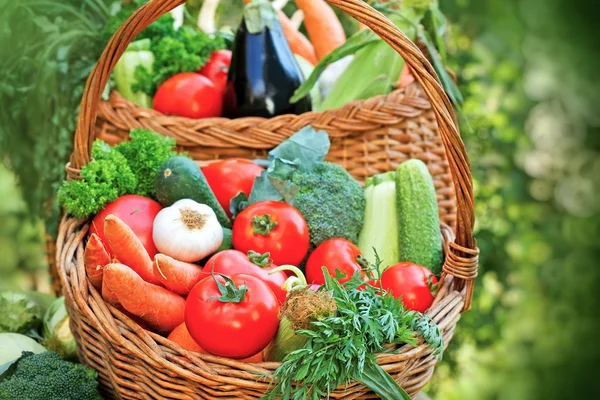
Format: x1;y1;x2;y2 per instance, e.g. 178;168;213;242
56;0;479;398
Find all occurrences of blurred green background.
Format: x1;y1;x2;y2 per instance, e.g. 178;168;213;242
1;0;599;399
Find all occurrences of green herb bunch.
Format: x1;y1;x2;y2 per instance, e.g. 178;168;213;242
57;129;179;218
264;263;444;400
133;28;227;96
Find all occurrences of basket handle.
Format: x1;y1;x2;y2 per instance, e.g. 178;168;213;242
70;0;478;310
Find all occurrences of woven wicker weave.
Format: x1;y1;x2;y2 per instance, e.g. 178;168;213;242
56;0;479;398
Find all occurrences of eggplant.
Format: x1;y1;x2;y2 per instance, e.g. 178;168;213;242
224;0;312;118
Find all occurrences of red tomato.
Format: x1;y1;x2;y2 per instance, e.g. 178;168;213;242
380;262;438;313
305;238;369;285
201;250;288;304
185;274;279;359
90;195;162;259
153;72;222;119
232;201;309;266
201;159;263;217
198;50;232;92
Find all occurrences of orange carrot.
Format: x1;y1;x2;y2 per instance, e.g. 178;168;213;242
167;322;204;352
101;273;121;307
103;214;160;286
167;322;264;362
278;11;318;65
242;0;318;65
397;63;415;88
103;263;185;333
294;0;346;60
153;254;206;296
84;233;110;290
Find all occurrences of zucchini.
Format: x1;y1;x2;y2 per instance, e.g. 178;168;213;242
155;156;231;228
395;160;443;274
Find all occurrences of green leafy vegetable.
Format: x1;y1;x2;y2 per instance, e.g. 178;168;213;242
102;0;176;44
0;291;55;337
267;126;331;170
58;129;178;218
133;28;226;96
115;129;178;197
57;141;137;219
264;267;443;400
291;29;378;103
113;39;155;108
0;351;102;400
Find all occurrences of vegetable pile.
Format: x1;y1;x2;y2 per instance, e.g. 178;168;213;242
56;123;447;398
107;0;460;120
0;291;102;399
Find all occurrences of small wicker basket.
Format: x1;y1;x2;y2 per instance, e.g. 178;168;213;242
56;0;479;398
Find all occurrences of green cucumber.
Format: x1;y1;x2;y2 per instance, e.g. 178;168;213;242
216;227;233;253
395;159;443;275
155;156;231;228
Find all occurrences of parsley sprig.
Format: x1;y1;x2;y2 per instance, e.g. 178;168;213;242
263;258;444;400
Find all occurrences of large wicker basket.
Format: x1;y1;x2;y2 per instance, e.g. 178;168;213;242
56;0;479;398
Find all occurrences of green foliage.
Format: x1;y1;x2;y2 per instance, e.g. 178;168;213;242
0;351;102;400
102;0;176;44
265;269;441;400
291;162;365;248
133;28;226;96
0;0;113;235
57;141;137;219
115;129;178;197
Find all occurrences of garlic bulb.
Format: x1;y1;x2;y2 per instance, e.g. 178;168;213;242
153;199;223;262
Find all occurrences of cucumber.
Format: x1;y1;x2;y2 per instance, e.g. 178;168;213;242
155;156;231;228
395;159;443;275
216;227;233;253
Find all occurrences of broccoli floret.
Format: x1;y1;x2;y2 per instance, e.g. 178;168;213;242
57;141;137;219
291;162;365;248
0;352;102;400
115;129;178;197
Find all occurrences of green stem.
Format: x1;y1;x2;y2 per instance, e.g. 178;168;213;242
244;0;278;34
247;250;273;268
352;361;412;400
208;274;247;303
252;214;278;236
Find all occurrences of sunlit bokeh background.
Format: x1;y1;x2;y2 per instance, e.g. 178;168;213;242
1;0;598;398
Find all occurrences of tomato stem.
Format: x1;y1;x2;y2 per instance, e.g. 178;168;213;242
269;265;307;291
252;214;278;235
427;275;439;297
247;250;273;268
208;274;248;303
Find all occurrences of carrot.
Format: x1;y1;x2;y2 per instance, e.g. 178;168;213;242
101;274;121;307
103;214;160;285
397;63;415;89
84;233;110;290
153;254;207;296
167;322;264;362
242;0;318;65
278;11;318;65
103;263;185;333
167;322;203;352
294;0;346;60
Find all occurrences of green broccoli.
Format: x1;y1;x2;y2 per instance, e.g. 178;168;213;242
57;141;137;219
133;28;226;96
291;162;365;248
0;351;102;400
115;129;178;197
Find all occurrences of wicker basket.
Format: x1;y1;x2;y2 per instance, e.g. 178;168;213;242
56;0;479;398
